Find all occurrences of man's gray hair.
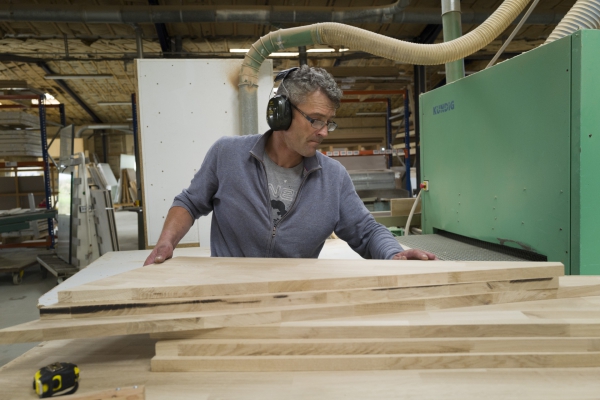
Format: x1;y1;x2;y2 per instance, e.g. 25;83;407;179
276;65;343;109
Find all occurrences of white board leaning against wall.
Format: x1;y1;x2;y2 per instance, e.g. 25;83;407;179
137;59;273;248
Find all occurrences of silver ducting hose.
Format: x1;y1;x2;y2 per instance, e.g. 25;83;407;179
545;0;600;43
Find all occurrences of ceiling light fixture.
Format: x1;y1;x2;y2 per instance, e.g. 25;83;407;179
230;48;348;55
97;102;131;106
45;74;113;80
269;52;299;57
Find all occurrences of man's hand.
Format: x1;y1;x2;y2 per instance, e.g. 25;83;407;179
392;249;438;261
143;242;174;266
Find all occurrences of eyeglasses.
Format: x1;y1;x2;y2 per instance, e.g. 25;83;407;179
291;103;337;132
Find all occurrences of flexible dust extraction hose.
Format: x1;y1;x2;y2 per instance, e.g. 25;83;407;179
239;0;531;135
544;0;600;44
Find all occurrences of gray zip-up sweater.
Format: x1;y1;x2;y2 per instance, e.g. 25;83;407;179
172;131;404;259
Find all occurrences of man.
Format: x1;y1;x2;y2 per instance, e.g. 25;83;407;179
144;65;436;266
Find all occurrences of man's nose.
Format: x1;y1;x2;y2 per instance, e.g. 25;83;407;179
316;125;329;137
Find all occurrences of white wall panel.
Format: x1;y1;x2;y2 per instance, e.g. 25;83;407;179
137;59;273;248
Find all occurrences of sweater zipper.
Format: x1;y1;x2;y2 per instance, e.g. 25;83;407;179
266;167;318;256
251;153;277;256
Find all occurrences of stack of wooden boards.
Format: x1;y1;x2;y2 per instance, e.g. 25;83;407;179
2;257;600;371
118;168;137;204
0;208;49;240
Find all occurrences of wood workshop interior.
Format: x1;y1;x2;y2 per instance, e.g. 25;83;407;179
1;0;600;399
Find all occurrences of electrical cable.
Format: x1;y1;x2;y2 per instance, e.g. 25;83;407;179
404;188;422;236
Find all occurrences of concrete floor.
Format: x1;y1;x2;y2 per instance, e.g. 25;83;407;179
0;210;139;367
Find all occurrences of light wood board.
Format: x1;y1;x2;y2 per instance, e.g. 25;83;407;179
56;257;564;303
0;289;560;344
4;334;600;400
151;294;600;341
155;337;600;357
151;352;600;372
40;277;559;320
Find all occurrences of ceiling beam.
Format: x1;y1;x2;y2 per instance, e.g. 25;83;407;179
37;61;103;123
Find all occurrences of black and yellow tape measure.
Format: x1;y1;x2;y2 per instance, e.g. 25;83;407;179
33;362;79;398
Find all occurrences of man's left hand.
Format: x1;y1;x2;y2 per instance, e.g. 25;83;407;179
392;249;438;261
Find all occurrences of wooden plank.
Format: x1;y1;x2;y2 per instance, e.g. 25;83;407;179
57;258;564;303
150;352;600;372
557;276;600;298
155;337;600;357
0;289;560;344
151;295;600;341
4;334;600;400
67;386;144;400
390;198;421;217
40;277;559;320
152;320;600;341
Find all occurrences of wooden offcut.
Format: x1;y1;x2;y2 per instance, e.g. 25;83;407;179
391;198;421;217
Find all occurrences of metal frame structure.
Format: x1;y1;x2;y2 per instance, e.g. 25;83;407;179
0;94;66;249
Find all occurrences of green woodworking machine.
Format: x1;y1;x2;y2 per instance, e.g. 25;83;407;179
419;30;600;275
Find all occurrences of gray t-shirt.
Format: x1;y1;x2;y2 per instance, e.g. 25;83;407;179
263;154;304;225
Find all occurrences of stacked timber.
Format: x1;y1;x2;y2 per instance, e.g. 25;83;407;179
2;257;600;371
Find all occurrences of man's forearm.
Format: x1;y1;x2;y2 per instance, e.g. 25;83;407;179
157;206;194;247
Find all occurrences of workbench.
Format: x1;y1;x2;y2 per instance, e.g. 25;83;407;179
1;241;600;399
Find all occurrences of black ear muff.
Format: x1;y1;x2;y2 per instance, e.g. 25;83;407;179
266;94;292;131
267;67;299;131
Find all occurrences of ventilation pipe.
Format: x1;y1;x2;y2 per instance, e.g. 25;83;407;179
442;0;465;83
544;0;600;43
239;0;532;135
0;1;413;24
0;3;564;25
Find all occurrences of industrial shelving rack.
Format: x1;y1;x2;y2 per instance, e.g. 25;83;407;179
0;96;66;250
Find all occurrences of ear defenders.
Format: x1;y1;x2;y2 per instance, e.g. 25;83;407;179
266;67;299;131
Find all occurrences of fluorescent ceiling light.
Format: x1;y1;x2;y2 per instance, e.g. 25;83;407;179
45;74;113;80
97;102;131;106
230;48;348;55
307;48;349;52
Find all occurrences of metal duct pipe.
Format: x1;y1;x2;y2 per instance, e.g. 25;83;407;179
0;3;564;25
135;25;144;59
75;124;132;138
545;0;600;43
442;0;465;83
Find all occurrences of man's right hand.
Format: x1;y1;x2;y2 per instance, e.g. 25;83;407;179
143;242;174;266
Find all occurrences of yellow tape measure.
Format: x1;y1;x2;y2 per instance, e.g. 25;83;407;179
33;362;79;398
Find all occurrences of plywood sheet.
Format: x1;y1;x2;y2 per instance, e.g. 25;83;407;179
137;59;273;248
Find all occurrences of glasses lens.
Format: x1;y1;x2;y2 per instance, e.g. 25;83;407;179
327;122;337;132
311;120;326;130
